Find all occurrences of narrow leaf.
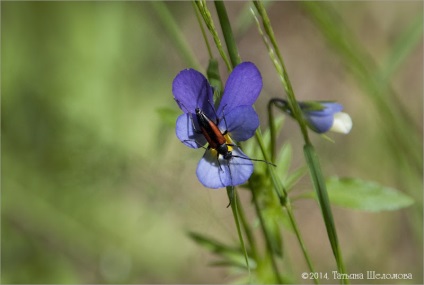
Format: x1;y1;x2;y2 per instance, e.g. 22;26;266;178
284;165;308;190
303;144;346;277
188;232;256;271
188;231;239;254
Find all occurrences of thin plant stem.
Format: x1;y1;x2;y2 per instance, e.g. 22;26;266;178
192;1;213;59
235;193;259;261
268;99;277;162
150;1;201;70
304;144;346;278
213;3;286;281
194;1;255;275
252;1;348;281
252;1;309;142
256;124;318;282
284;200;319;284
194;0;232;71
249;181;283;283
214;0;241;67
227;186;252;280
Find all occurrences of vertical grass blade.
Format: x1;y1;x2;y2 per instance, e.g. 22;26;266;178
252;2;348;280
214;1;241;67
194;0;232;71
150;1;201;70
227;186;252;281
304;144;346;282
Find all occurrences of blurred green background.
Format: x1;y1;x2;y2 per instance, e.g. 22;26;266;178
1;1;422;284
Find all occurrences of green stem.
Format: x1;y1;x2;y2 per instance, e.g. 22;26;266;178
254;128;285;203
304;144;346;282
194;0;232;71
214;1;241;67
253;1;309;143
213;1;286;203
285;201;319;284
253;1;347;281
227;186;251;278
213;4;286;281
250;181;283;284
235;193;259;261
301;2;422;175
268;99;277;162
150;1;201;70
253;128;317;285
193;1;213;59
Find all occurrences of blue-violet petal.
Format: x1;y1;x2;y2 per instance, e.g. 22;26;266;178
176;113;207;148
172;69;215;118
217;62;262;116
218;105;259;142
306;114;334;133
196;147;253;188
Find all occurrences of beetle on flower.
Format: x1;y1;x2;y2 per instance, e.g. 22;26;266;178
271;99;352;134
172;62;264;189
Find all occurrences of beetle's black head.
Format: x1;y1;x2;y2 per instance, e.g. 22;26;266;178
223;151;232;160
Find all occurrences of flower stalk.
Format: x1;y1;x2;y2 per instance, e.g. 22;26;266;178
173;1;348;282
213;2;286;282
252;1;347;281
214;0;241;67
227;186;252;277
194;0;232;71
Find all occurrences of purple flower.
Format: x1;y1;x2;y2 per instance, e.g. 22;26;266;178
274;99;352;134
172;62;262;189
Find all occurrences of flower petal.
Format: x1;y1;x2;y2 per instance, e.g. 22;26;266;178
305;114;334;133
172;69;215;117
330;112;352;134
217;62;262;116
227;147;254;185
196;147;253;189
305;102;343;116
176;113;207;148
303;102;346;133
218;105;259;142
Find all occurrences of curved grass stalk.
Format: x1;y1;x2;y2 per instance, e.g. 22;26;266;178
150;1;201;70
208;1;285;281
194;0;232;71
252;1;347;282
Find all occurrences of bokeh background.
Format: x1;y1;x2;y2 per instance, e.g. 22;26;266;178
2;1;422;284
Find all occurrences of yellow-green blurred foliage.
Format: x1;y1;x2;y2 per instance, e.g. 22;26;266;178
2;2;213;283
2;1;422;284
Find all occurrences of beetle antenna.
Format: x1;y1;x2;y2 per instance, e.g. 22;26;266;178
231;155;276;167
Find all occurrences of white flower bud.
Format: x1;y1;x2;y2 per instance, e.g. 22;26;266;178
330;112;352;134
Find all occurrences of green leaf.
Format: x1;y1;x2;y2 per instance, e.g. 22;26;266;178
188;231;256;270
150;2;201;70
284;165;308;190
303;144;345;275
379;13;423;84
326;177;414;212
275;143;292;181
188;231;238;254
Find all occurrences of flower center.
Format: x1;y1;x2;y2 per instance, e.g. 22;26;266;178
224;134;234;151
